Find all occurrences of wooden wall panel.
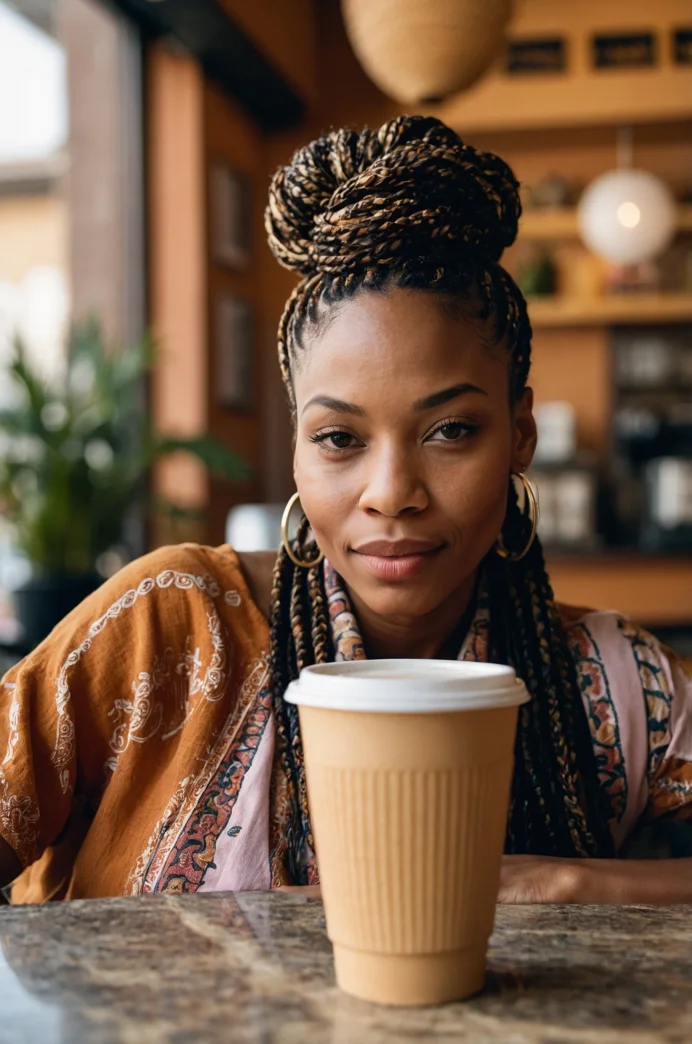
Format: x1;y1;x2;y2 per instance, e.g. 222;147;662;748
216;0;318;104
148;0;321;533
147;45;208;544
436;0;692;133
204;80;266;540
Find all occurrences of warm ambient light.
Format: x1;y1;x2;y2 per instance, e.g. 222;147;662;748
578;169;676;265
617;201;641;228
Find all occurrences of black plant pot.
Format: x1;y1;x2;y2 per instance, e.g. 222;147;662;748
13;572;103;652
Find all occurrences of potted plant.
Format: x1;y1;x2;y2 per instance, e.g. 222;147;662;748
0;320;249;649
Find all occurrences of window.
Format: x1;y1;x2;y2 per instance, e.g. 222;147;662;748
0;0;145;631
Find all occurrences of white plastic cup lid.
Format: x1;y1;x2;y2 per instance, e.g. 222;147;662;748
285;659;529;714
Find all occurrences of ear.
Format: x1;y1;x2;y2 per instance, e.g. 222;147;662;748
511;387;537;473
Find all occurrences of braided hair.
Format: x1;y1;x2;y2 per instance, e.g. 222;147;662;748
265;116;614;883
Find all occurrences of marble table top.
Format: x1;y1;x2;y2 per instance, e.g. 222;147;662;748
1;892;690;1043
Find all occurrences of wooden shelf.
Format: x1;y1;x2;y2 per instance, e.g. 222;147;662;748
547;554;692;627
528;292;692;327
519;204;692;241
519;208;580;240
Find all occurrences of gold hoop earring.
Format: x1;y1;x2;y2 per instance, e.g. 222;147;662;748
496;473;540;562
281;492;325;569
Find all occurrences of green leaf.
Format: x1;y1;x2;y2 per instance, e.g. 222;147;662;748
6;340;50;434
0;408;33;436
0;321;250;572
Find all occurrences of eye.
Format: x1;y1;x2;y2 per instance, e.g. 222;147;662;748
426;419;477;443
309;428;360;452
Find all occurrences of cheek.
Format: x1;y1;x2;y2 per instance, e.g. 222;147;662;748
435;437;511;536
294;456;356;554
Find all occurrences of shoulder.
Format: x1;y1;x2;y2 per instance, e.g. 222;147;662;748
556;602;667;659
556;604;685;830
82;541;252;617
102;542;276;630
556;601;684;740
115;541;246;588
556;602;674;677
557;602;687;760
98;541;274;605
21;543;272;672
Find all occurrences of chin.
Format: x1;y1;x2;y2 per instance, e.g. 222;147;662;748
363;585;448;619
340;568;460;620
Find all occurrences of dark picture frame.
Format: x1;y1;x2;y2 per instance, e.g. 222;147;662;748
506;37;567;75
211;162;251;269
673;29;692;65
592;33;656;69
214;293;253;411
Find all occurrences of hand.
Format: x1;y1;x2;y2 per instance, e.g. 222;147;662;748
276;861;581;904
276;856;692;905
498;855;583;904
275;861;580;905
277;884;322;899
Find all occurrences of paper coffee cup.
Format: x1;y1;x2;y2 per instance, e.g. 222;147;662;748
286;660;528;1007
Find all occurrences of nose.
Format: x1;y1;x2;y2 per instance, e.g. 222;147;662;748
358;442;429;517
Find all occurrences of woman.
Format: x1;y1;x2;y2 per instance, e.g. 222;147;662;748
1;116;690;904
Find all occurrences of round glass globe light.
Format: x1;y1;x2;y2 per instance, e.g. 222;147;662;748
577;169;676;265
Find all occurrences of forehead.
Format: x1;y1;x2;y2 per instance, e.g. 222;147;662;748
292;288;509;411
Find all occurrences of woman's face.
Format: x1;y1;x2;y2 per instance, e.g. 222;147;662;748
292;288;537;621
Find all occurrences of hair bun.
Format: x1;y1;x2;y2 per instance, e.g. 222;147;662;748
265;116;521;277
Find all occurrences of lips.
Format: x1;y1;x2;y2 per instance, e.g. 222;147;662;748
351;539;445;581
352;539;443;557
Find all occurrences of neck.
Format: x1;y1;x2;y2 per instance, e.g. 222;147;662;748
346;571;478;661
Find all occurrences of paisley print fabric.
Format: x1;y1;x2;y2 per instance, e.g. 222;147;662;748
1;546;690;901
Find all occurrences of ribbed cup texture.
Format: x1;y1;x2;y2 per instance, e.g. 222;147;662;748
310;761;509;954
299;705;517;960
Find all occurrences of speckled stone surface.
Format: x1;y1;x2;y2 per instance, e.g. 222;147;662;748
1;893;691;1043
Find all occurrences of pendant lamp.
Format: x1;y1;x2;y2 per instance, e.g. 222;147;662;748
341;0;514;104
577;129;676;265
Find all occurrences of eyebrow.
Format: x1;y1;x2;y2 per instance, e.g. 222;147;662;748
301;383;487;419
412;383;488;411
301;396;366;418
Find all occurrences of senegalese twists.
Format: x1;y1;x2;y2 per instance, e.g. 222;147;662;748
266;116;614;883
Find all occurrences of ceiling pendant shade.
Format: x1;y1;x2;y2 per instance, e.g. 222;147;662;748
577;169;676;266
341;0;514;104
